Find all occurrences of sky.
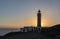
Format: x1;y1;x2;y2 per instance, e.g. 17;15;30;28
0;0;60;28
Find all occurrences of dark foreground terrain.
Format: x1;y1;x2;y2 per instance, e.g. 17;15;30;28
0;24;60;39
0;32;55;39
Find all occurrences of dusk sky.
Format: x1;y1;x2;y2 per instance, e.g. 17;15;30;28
0;0;60;28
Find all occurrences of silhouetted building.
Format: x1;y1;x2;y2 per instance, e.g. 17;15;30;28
37;10;41;27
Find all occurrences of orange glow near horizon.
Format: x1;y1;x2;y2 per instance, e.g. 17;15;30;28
41;19;46;26
0;18;55;28
41;22;44;26
41;18;51;27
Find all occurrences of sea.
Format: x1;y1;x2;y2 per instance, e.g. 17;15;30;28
0;28;20;36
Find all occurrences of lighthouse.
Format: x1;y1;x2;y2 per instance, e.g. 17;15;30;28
37;10;41;29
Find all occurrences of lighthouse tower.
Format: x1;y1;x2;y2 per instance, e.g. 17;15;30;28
37;10;41;30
